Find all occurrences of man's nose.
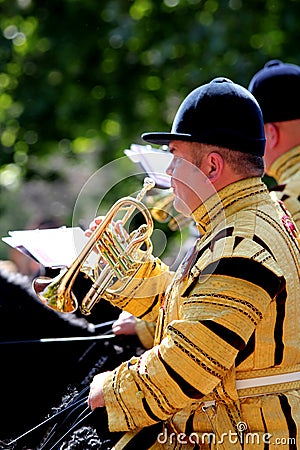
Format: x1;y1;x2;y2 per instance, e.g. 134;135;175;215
166;157;174;176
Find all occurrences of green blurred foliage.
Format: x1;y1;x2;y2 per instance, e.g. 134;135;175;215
0;0;299;257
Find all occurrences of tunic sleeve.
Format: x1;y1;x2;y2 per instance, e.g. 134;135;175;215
102;257;173;322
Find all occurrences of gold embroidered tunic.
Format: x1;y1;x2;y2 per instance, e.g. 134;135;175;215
268;145;300;228
102;177;300;450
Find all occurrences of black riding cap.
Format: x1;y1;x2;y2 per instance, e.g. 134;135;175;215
248;59;300;124
142;77;266;156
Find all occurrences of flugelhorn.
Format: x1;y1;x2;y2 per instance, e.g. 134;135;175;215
33;177;155;315
146;188;192;231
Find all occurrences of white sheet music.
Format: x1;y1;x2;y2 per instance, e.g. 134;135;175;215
124;144;172;188
2;227;93;268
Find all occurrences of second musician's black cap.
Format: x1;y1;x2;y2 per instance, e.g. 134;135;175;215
142;77;265;156
248;59;300;123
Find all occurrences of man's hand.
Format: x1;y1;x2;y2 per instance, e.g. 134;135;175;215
88;371;111;410
112;311;137;335
85;217;128;241
85;216;103;237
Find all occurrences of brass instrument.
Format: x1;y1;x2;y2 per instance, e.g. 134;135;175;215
33;177;155;315
146;188;192;231
148;188;174;223
168;214;192;232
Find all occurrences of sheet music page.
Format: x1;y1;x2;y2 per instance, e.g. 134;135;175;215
124;144;172;188
2;227;91;268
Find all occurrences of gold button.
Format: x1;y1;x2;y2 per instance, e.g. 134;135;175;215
129;356;139;365
136;391;144;399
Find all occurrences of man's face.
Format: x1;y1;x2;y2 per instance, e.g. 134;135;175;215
166;140;216;216
263;124;274;172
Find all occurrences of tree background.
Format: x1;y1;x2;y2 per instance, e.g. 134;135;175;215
0;0;299;260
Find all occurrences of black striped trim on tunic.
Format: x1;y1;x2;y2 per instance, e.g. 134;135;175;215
201;257;282;299
253;235;276;260
185;410;195;436
196;227;234;260
201;320;246;351
233;235;244;250
235;287;287;367
259;406;269;450
181;228;234;293
274;288;287;365
180;228;234;282
235;332;255;367
208;227;234;251
135;356;182;417
185;294;262;325
279;395;297;449
138;294;160;319
183;256;282;300
136;373;180;419
167;325;228;377
158;350;204;399
142;397;163;422
270;183;286;192
281;194;290;202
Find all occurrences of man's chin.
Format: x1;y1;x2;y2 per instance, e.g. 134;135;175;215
173;198;191;217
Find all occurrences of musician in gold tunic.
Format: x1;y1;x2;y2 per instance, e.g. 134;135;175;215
248;59;300;229
88;78;300;449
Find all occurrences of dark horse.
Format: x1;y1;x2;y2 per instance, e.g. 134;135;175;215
0;266;143;449
0;265;123;443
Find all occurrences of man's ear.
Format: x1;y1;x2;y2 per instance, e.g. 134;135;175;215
264;123;279;149
206;151;224;182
